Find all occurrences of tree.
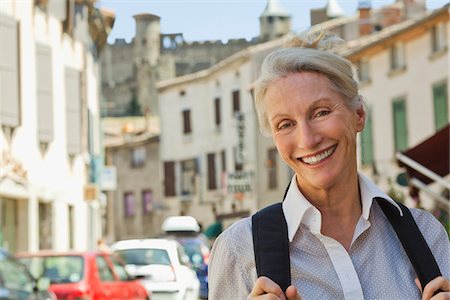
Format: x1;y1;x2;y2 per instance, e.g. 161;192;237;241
126;94;142;116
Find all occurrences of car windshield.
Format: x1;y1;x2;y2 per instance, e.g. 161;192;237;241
178;241;204;264
19;255;84;284
116;249;170;266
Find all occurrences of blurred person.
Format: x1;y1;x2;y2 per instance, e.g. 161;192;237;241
208;31;450;300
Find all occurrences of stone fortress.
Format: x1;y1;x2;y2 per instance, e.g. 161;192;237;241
100;0;293;117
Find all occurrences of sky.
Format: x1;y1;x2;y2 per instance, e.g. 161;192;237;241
97;0;449;44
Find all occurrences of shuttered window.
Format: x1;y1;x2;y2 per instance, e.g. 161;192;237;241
164;161;176;196
207;153;217;190
392;98;408;151
232;90;240;114
65;68;81;154
214;97;221;126
0;15;20;128
361;109;374;165
433;82;448;131
182;109;191;134
36;44;54;143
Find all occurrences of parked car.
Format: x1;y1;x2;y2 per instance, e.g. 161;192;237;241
16;250;149;300
112;239;200;300
162;216;210;299
0;248;56;300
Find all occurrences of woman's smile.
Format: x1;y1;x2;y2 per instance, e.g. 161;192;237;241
298;144;337;165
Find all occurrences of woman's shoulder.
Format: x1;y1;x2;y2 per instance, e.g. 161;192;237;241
217;216;252;243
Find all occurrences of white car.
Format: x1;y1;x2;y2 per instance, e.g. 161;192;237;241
112;239;200;300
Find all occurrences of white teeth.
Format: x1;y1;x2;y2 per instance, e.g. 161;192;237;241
302;146;336;165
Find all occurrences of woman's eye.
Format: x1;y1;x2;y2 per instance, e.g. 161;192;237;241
315;110;331;118
278;121;293;130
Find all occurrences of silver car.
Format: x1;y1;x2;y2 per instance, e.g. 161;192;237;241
0;248;56;300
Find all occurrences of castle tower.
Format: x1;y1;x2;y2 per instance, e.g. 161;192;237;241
259;0;291;41
133;13;161;66
133;13;161;115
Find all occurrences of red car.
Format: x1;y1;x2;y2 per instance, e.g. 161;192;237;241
16;250;150;300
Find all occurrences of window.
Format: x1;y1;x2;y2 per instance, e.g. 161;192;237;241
207;153;217;190
390;43;405;71
65;67;82;155
234;147;243;171
221;150;227;187
164;161;176;196
392;98;408;151
214;97;221;126
433;82;448;130
39;202;53;250
356;59;370;83
142;190;153;214
182;109;192;134
111;257;129;281
124;192;135;217
267;148;278;190
431;22;447;53
360;108;374;165
95;256;114;281
130;146;146;168
181;159;197;195
232;90;240;114
0;15;20;129
36;44;54;143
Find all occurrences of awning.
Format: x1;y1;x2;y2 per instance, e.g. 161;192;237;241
397;124;449;185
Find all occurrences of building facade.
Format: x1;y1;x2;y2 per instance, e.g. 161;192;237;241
0;0;113;253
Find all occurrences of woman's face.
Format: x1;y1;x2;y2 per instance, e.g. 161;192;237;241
264;72;365;193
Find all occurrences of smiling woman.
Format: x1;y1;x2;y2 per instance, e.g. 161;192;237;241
208;30;450;300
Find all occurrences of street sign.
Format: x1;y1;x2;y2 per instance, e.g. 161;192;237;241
100;166;117;191
227;171;252;194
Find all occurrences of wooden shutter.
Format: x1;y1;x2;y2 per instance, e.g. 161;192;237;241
207;153;217;190
214;97;221;126
268;148;278;190
361;109;374;165
65;68;81;154
232;90;240;113
164;161;176;196
433;82;448;130
36;44;54;142
393;98;408;151
0;15;19;128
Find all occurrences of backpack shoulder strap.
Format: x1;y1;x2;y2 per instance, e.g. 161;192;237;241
252;202;291;293
375;197;442;291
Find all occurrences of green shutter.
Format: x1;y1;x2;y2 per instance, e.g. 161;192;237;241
433;82;448;130
361;109;374;165
393;99;408;151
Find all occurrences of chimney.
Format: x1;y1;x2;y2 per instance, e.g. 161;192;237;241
359;1;373;36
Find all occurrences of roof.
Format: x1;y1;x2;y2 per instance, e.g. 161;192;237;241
111;238;179;251
260;0;290;18
15;250;104;257
335;4;449;59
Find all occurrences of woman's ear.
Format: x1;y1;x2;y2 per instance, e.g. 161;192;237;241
355;102;366;132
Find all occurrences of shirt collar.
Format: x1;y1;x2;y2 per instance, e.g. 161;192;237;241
282;172;403;242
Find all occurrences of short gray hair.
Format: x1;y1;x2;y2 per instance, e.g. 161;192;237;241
254;31;362;136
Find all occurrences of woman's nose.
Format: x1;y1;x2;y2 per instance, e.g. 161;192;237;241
296;122;322;149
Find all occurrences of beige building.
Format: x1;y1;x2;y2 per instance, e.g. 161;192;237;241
0;0;113;253
102;117;165;241
157;2;449;231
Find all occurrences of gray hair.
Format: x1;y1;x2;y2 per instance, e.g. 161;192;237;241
254;31;363;136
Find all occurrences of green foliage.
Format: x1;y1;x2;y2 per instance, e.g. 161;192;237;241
387;177;405;203
126;94;142;116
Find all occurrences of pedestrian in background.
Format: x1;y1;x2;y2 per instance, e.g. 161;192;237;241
208;30;450;300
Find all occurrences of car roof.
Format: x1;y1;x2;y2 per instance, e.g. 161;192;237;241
111;238;179;251
15;250;107;258
162;216;200;233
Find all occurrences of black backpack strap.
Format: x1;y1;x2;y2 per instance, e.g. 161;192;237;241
375;197;442;292
252;202;291;293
